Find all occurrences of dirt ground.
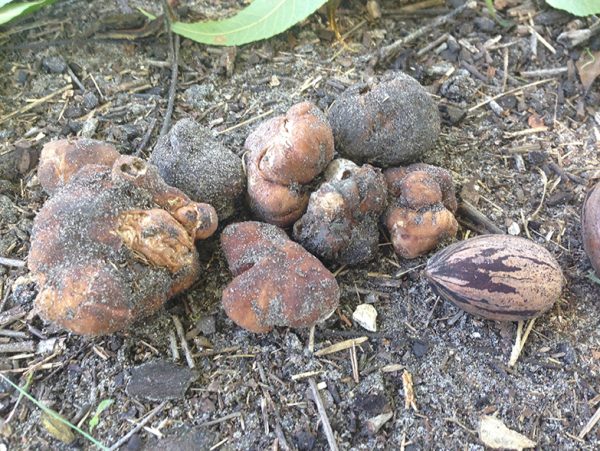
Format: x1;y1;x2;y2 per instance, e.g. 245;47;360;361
1;0;599;449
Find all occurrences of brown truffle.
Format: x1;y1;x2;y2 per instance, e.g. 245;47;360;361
293;159;387;265
244;102;334;227
38;138;120;195
582;180;600;275
221;221;340;333
384;163;458;258
29;156;218;335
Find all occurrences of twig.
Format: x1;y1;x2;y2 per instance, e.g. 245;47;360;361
0;257;25;268
135;116;158;157
0;305;27;327
377;1;476;65
508;318;536;367
308;378;339;451
314;337;368;357
416;32;449;57
198;411;242;427
350;344;359;383
457;201;504;235
520;67;568;78
171;315;195;368
0;341;35;354
579;404;600;439
468;78;555;112
159;0;179;139
108;402;167;451
66;63;86;92
0;85;70;124
215;109;274;135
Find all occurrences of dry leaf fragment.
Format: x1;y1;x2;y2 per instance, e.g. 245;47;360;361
527;113;545;129
479;415;536;450
577;50;600;92
41;412;75;444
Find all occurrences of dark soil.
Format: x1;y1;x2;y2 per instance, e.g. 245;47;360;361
1;0;599;450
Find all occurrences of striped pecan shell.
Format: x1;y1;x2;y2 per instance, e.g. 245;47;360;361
424;235;564;321
582;181;600;275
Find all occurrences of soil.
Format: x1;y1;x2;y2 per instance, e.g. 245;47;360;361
1;0;599;450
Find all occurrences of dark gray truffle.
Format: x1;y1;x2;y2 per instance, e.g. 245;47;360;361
150;119;245;219
328;72;441;167
293;160;387;265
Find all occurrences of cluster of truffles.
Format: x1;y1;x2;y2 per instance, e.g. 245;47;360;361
30;72;459;336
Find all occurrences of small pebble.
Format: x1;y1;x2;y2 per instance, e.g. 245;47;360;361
80;117;99;138
411;340;429;358
82;92;99;110
126;360;197;401
352;304;378;332
507;222;521;236
196;315;216;335
42;56;67;74
365;411;393;435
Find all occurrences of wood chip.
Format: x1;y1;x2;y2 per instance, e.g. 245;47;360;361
314;337;368;357
479;415;535;449
291;370;323;381
402;370;417;412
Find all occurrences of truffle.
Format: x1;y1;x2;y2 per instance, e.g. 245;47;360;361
293;159;387;265
384;163;458;258
38;138;120;195
29;156;217;335
244;102;334;227
328;73;440;167
150;119;245;219
221;221;340;333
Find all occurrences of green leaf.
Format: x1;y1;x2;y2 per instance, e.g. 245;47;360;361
170;0;328;46
0;0;55;26
88;399;114;432
546;0;600;16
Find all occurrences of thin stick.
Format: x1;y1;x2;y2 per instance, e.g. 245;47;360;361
308;378;339;451
198;411;242;427
0;341;35;354
457;201;504;235
135;116;158;157
108;402;167;451
520;67;568;78
579;404;600;439
378;1;476;65
314;337;368;357
350;344;359;383
468;78;555;112
0;257;25;268
0;85;70;124
508;318;536;367
215;109;274;135
159;0;179;139
172;315;195;368
416;32;449;57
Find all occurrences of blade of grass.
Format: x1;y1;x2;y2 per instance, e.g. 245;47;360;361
0;374;108;450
